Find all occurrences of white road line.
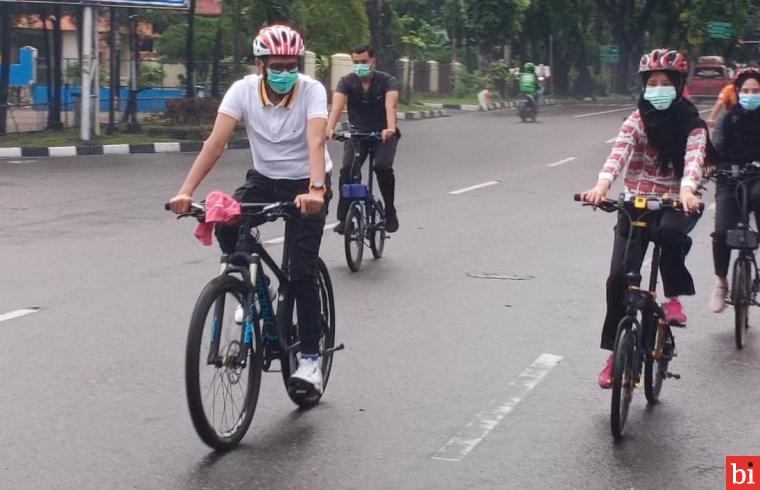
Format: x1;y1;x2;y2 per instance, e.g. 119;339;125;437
699;108;712;114
547;156;577;168
709;202;716;211
605;137;617;144
0;308;39;323
449;181;500;195
432;353;563;462
572;106;635;119
264;222;339;245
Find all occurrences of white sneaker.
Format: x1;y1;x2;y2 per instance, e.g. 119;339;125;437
288;353;323;395
234;284;276;324
710;281;728;313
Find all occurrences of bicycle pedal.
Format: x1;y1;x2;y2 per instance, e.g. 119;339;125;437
665;371;681;379
324;343;345;354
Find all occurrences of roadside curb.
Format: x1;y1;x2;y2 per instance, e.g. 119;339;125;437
423;99;557;111
0;109;448;159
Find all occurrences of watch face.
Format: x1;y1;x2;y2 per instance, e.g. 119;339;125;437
311;181;325;188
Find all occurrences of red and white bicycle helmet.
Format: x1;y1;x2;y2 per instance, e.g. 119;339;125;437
252;25;305;57
734;67;760;87
638;49;689;75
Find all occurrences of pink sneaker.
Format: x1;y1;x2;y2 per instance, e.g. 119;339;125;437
663;298;687;325
598;355;614;389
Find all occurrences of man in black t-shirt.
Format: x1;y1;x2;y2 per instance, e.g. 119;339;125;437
327;45;400;233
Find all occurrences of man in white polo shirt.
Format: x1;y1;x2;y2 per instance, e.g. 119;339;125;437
169;25;331;395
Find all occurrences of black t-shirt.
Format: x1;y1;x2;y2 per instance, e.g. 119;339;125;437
336;70;399;132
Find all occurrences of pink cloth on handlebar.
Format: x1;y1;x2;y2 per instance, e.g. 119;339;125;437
194;191;242;246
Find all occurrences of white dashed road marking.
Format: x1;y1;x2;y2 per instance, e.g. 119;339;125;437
547;156;577;168
432;353;563;462
0;307;40;323
449;181;500;195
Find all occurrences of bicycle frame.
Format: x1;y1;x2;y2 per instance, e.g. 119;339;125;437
722;168;760;306
208;213;296;369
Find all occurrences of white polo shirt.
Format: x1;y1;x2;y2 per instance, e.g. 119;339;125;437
218;73;333;180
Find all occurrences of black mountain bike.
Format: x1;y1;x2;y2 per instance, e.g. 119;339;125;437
575;193;702;441
165;201;342;450
712;162;760;349
336;131;388;272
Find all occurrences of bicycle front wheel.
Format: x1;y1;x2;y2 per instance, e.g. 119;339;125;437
733;256;751;350
611;319;636;441
344;201;364;272
281;258;336;408
644;323;672;405
185;275;262;450
369;200;386;259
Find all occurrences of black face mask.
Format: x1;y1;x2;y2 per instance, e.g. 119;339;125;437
637;71;707;177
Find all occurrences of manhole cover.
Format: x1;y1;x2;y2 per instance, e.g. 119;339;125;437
467;273;535;280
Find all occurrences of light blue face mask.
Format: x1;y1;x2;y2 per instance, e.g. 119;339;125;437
353;63;372;78
266;69;299;94
739;93;760;111
643;86;677;110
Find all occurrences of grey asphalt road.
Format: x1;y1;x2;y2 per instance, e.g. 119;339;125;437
2;102;759;490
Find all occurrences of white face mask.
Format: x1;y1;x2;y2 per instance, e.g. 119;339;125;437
643;86;677;110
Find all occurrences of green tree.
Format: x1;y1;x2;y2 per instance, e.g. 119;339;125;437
301;0;369;55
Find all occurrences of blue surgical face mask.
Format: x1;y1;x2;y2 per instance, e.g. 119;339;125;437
643;86;677;110
739;93;760;111
266;69;299;94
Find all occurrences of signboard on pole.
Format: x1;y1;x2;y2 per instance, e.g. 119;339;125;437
599;45;619;63
707;21;732;39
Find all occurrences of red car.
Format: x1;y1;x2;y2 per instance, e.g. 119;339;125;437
689;57;730;99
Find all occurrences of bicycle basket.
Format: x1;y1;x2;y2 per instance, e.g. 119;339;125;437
726;229;760;249
341;184;369;199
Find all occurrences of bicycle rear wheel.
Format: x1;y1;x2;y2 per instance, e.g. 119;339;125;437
185;275;262;450
611;320;636;441
370;200;386;259
344;201;364;272
733;256;751;350
281;258;336;408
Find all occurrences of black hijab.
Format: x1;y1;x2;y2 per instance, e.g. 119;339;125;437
637;71;712;177
720;75;760;165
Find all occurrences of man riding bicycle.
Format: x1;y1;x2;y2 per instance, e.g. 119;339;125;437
327;45;400;234
168;25;331;395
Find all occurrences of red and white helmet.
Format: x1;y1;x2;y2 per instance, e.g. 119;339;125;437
638;49;689;75
253;25;304;57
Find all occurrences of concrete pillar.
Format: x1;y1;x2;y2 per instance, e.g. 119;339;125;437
304;50;316;79
399;57;413;92
330;53;352;91
427;60;439;95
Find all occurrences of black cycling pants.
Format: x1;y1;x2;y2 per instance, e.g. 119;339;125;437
337;136;398;221
215;170;331;354
712;179;760;277
601;210;699;351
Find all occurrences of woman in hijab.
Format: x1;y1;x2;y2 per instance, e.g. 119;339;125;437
709;68;760;313
581;49;709;389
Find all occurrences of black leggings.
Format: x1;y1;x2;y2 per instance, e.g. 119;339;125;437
712;178;760;277
601;210;699;350
215;170;331;354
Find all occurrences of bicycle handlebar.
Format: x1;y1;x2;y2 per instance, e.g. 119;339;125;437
164;201;299;222
708;161;760;180
334;131;382;142
573;193;704;213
